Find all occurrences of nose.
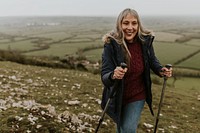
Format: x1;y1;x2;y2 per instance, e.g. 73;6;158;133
127;24;133;29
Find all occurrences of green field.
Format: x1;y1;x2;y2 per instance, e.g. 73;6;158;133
177;52;200;69
0;39;37;51
30;32;72;41
185;39;200;46
83;48;103;62
0;16;200;70
153;42;199;64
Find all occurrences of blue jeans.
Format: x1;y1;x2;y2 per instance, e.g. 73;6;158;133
117;100;145;133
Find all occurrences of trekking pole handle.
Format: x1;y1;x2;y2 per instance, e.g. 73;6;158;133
165;64;172;70
163;64;172;80
109;62;127;98
120;62;127;69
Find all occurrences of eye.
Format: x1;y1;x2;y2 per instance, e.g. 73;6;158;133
122;21;129;25
132;21;138;25
122;21;131;26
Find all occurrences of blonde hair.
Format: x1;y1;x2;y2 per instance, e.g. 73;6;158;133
103;8;153;59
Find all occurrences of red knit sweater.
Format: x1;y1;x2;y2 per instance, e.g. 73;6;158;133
123;41;146;105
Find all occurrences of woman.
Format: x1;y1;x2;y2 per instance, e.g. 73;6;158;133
101;8;172;133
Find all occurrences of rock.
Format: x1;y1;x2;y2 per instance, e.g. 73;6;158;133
197;95;200;101
0;99;7;110
68;100;80;105
95;99;101;105
169;125;178;129
82;103;88;108
143;122;153;128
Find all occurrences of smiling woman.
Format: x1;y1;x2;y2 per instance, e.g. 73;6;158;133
100;8;173;133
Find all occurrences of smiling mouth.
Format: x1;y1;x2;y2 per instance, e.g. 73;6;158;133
126;32;134;36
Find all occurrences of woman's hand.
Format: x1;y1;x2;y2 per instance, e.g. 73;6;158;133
112;66;128;79
160;67;173;78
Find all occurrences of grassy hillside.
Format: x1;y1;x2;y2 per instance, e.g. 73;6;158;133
0;61;199;133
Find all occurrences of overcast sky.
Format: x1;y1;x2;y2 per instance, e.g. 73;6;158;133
0;0;199;17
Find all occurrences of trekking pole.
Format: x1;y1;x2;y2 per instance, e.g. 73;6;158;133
95;63;127;133
154;64;172;133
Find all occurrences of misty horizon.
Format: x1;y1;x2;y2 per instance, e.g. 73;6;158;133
0;0;199;17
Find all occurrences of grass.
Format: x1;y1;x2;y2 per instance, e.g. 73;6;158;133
186;39;200;47
154;32;183;42
177;52;200;69
0;39;37;51
83;48;103;62
0;39;10;43
24;42;75;57
154;42;199;65
31;32;72;41
0;61;199;133
24;41;101;57
0;61;103;132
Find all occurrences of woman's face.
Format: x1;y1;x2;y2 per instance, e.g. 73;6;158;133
121;13;138;43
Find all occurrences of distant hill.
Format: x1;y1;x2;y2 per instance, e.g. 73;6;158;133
0;16;200;70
